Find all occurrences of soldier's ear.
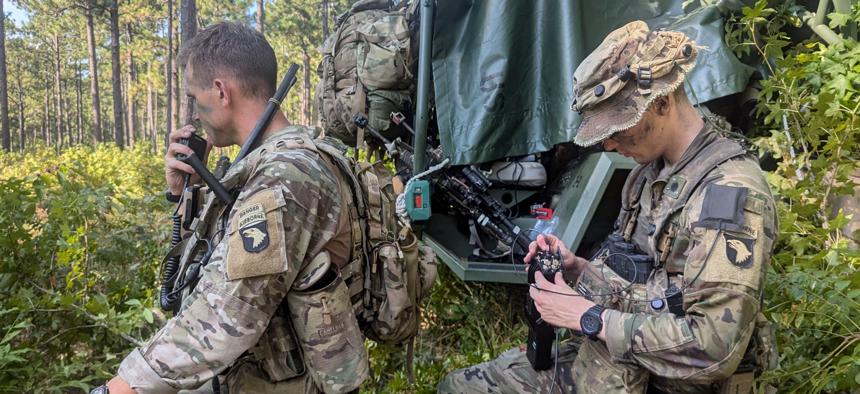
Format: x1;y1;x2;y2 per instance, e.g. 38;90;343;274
213;78;231;107
653;95;670;116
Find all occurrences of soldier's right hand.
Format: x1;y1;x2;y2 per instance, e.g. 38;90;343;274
165;125;202;195
524;234;587;281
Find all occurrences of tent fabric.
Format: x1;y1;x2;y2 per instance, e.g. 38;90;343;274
431;0;754;165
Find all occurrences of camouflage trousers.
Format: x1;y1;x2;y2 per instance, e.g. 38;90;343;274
437;338;649;394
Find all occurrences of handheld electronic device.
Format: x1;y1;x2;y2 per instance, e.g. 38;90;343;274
525;249;563;370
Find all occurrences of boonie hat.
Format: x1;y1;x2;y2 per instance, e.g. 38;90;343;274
572;20;699;147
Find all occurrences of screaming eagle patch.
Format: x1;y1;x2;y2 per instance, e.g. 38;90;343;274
237;203;269;253
724;233;754;268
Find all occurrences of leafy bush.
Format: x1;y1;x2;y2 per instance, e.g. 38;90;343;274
0;144;168;391
727;1;860;392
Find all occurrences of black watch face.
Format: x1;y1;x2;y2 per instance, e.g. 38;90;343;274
582;312;602;336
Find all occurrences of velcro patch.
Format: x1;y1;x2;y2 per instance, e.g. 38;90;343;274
664;175;686;199
692;184;748;232
226;189;288;280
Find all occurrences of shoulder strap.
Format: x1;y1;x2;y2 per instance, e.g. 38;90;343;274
653;138;748;263
619;164;651;241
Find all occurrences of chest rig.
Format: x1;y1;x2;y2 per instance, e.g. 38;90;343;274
609;130;748;287
161;128;364;313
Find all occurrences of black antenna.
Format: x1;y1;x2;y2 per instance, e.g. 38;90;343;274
231;63;300;167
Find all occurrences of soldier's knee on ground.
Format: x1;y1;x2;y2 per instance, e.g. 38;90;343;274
438;342;580;394
574;340;648;394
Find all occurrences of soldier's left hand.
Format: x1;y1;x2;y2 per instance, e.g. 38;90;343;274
529;272;596;332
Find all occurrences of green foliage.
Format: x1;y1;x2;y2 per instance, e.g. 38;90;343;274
366;266;528;393
0;141;531;393
727;1;860;392
0;144;168;391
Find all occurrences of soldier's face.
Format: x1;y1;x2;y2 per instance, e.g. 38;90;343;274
186;66;232;147
602;110;666;164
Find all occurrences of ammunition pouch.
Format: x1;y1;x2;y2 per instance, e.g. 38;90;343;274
249;307;305;382
286;265;369;393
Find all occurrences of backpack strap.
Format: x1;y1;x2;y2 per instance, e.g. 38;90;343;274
314;141;373;322
653;138;748;264
618;164;650;242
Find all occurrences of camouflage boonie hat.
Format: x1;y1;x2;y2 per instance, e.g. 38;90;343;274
571;20;700;147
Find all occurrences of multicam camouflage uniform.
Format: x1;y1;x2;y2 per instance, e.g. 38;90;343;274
438;20;778;394
118;126;368;393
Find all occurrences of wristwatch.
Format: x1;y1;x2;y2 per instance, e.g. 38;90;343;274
90;384;109;394
580;304;606;340
165;188;182;203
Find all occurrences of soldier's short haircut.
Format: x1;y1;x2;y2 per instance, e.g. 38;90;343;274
178;21;276;101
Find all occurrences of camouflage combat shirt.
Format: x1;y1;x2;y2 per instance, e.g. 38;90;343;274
117;126;367;393
575;121;778;393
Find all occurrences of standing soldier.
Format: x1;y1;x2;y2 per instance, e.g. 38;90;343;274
438;20;778;394
91;22;368;393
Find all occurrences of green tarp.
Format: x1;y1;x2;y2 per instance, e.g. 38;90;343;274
431;0;754;165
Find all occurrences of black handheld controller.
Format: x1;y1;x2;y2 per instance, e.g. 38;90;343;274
177;132;207;162
176;133;208;229
175;131;234;205
525;249;563;370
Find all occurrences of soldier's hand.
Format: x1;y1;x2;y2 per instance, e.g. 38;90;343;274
165;125;209;195
524;234;588;281
529;272;598;333
106;376;137;394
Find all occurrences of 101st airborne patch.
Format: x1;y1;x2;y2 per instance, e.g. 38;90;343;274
724;233;755;268
237;203;269;253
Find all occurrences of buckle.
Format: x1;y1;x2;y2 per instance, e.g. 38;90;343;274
637;66;652;95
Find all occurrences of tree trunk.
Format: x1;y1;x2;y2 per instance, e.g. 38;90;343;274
64;82;73;146
179;0;197;125
54;34;65;150
301;43;311;125
165;0;174;150
76;62;84;145
125;23;137;148
16;72;24;151
44;82;51;145
86;0;102;143
110;0;125;148
321;0;329;38
256;0;265;35
148;76;157;152
0;0;10;152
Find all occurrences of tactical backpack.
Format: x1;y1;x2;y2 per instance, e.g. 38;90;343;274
310;138;437;349
316;0;416;145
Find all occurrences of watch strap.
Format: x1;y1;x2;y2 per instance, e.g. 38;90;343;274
89;384;109;394
581;304;606;339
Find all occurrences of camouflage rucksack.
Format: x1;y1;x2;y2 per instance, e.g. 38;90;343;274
316;0;415;145
312;138;437;348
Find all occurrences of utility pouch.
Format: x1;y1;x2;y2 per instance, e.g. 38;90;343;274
287;267;369;393
753;312;779;372
719;371;754;394
366;241;415;343
250;306;305;382
416;243;438;302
